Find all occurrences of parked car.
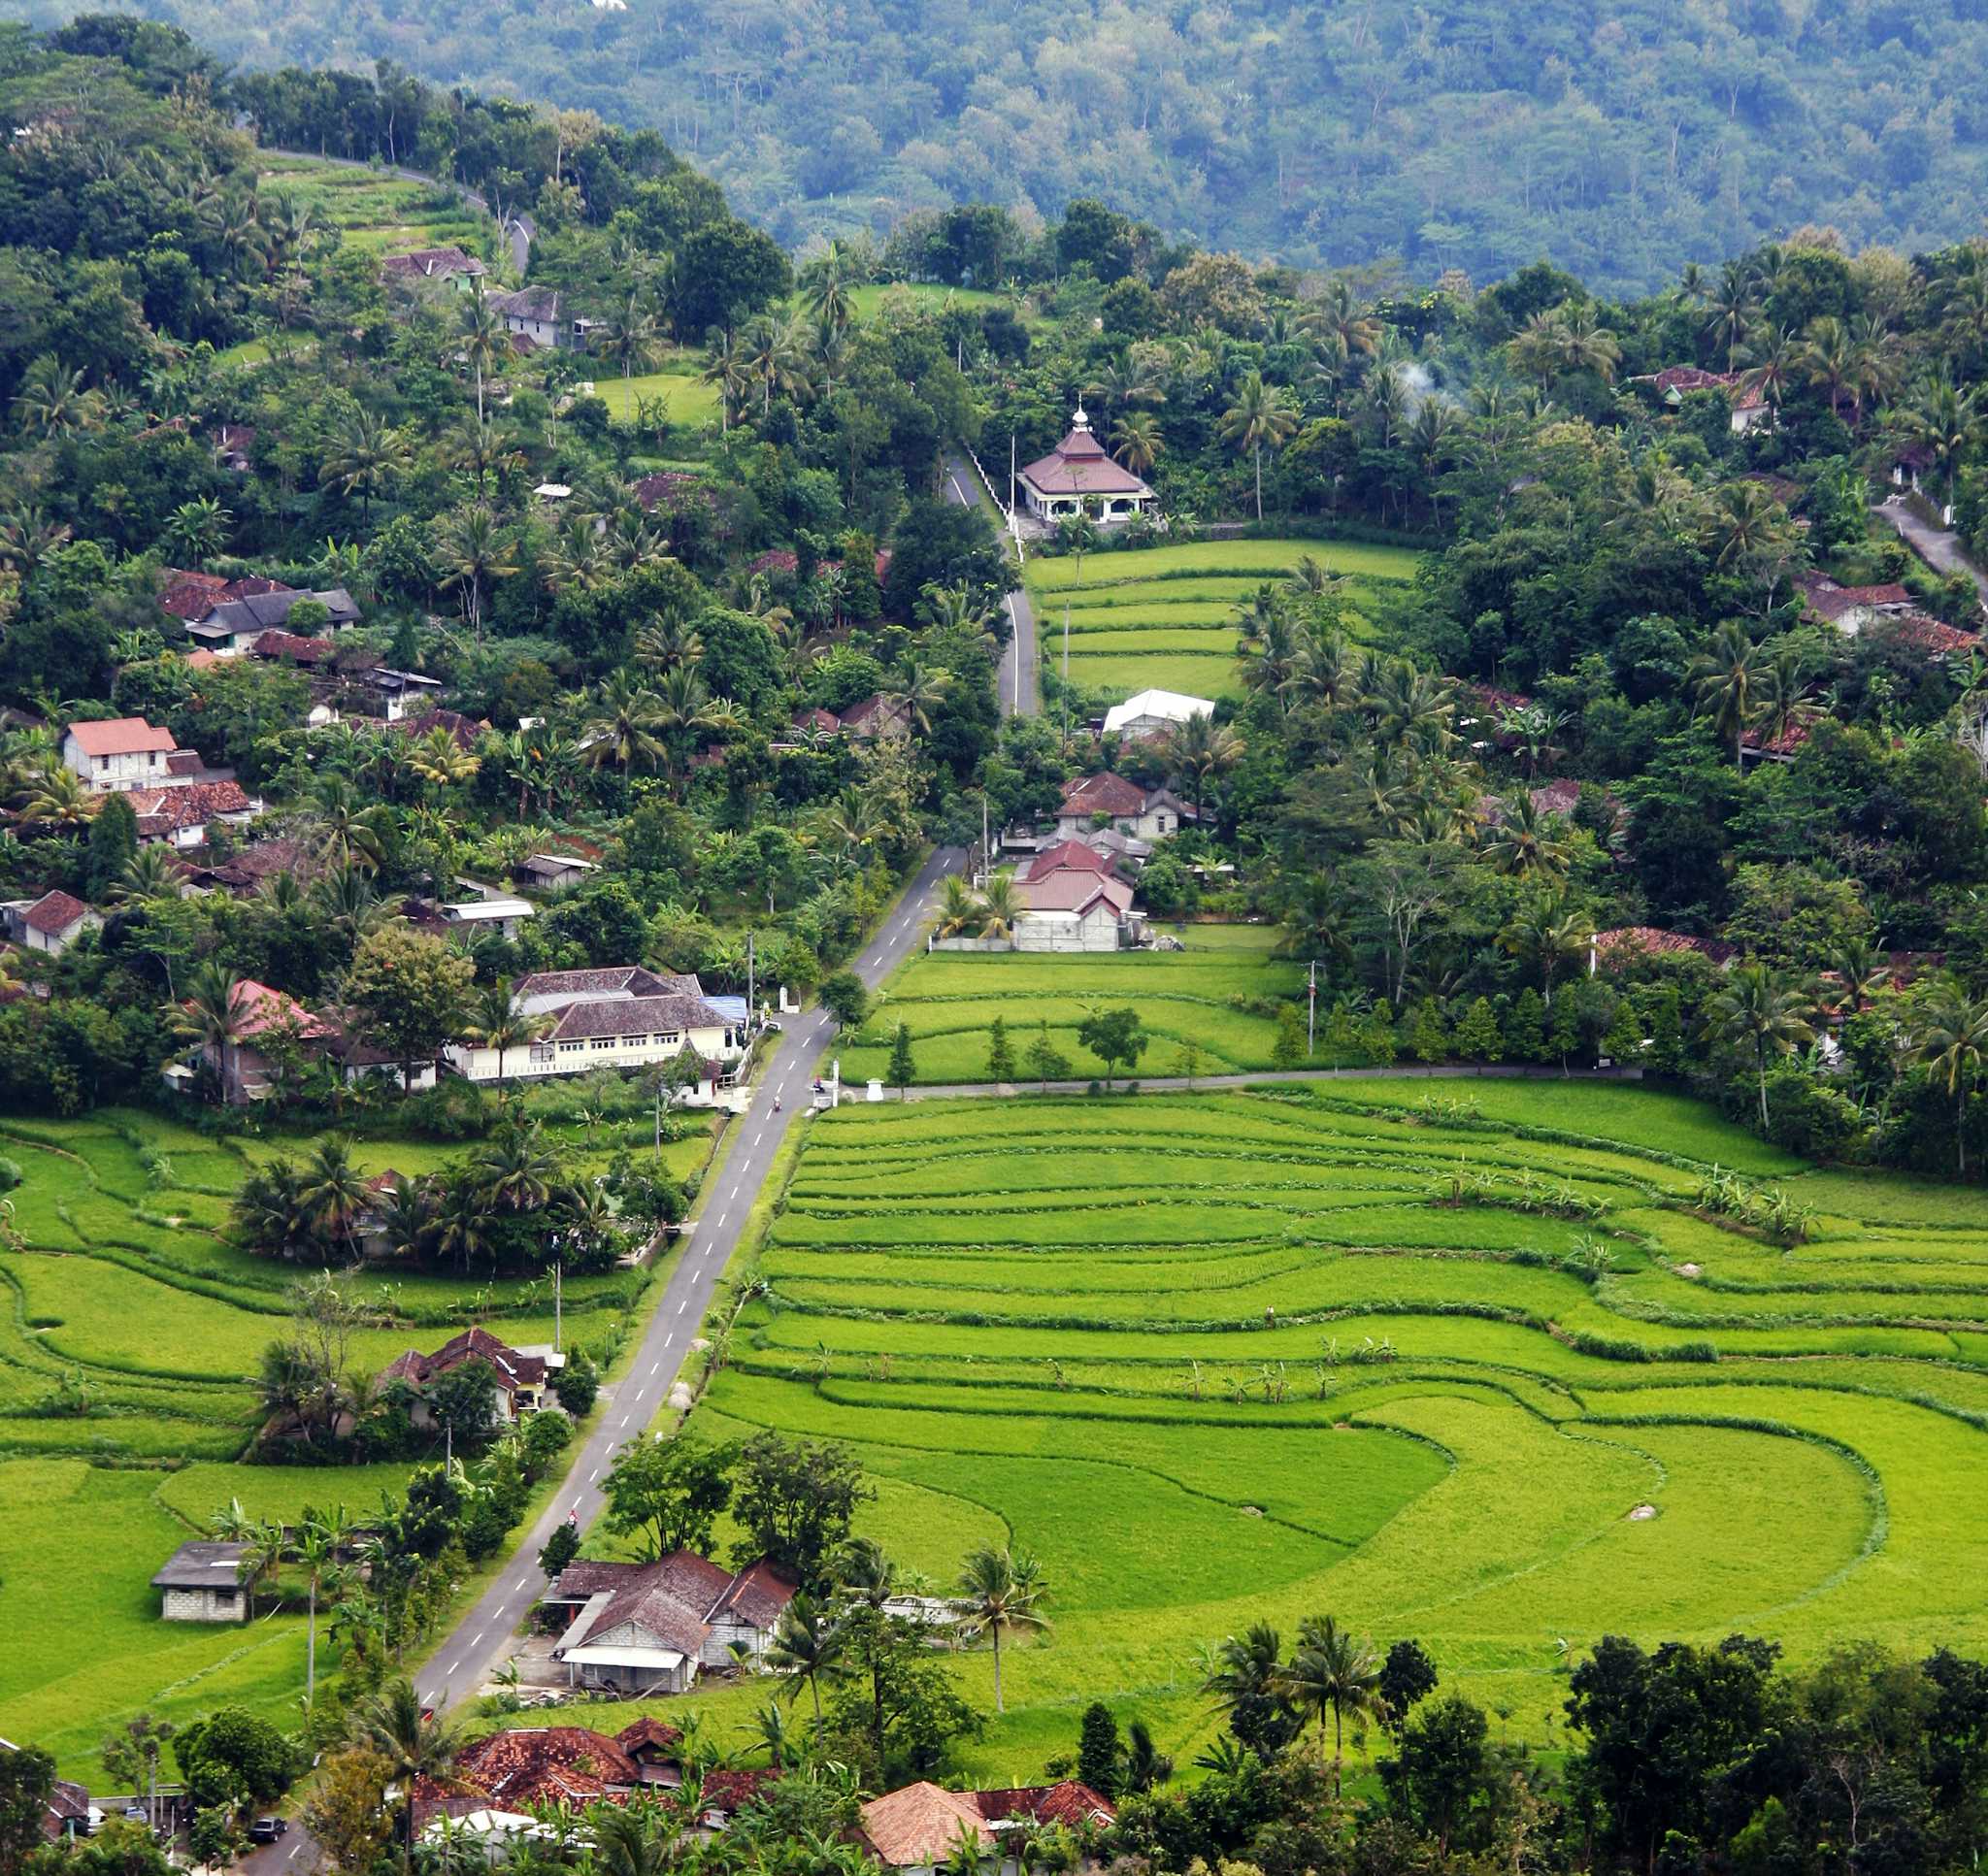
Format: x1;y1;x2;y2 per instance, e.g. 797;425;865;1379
248;1819;288;1844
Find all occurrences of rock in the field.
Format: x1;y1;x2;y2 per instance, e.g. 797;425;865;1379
668;1383;695;1410
689;1336;710;1352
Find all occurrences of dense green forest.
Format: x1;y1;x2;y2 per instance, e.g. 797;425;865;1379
13;0;1988;293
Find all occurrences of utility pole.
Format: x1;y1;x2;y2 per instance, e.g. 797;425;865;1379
981;790;990;883
746;930;756;1030
1307;960;1318;1056
1009;433;1015;524
1062;600;1071;743
554;1261;563;1352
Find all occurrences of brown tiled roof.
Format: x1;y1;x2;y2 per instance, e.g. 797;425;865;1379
1796;571;1913;624
392;709;486;749
1025;839;1116;882
699;1769;780;1818
157;570;232;621
251;629;336;665
706;1556;800;1630
1529;778;1582;817
128;779;256;839
1061;772;1147;819
1013;872;1134;915
19;890;91;936
547;993;728;1042
381;247;487;281
1890;611;1982;655
1019;419;1150;498
1593;926;1734;963
1642;365;1737;395
185;839;309;893
975;1782;1116;1829
841;694;908;736
451;1727;637;1804
515;967;700;1003
790;708;841;734
380;1326;547;1396
580;1549;734;1657
861;1784;994;1866
615;1718;684;1757
66;717;176;758
196;978;332;1041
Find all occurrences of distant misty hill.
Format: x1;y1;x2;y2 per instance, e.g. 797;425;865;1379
45;0;1988;292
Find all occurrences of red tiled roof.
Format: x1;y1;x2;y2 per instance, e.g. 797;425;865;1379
1643;366;1738;395
65;717;177;758
615;1718;684;1757
213;978;334;1041
790;707;841;734
1025;839;1117;882
157;570;232;621
20;890;91;936
632;472;708;511
128;779;256;839
975;1782;1117;1829
699;1769;780;1818
1061;772;1147;818
1592;927;1733;964
706;1556;800;1630
1890;612;1982;655
1013;872;1134;915
861;1784;993;1866
1796;571;1913;623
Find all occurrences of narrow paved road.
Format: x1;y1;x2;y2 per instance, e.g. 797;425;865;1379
248;848;962;1876
1875;493;1988;608
944;448;1037;716
414;846;962;1711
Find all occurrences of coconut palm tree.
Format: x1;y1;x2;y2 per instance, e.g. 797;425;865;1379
318;407;410;520
434;505;517;632
934;873;980;938
1298;280;1381;360
299;1137;372;1260
957;1544;1049;1714
12;354;106;438
1109;411;1163;477
1200;1621;1292;1754
113;842;183;905
585;671;666;777
476;1121;560;1212
885;665;953;735
700;326;753;433
1279;1614;1381;1789
1703;261;1759;372
1160;713;1243;820
177;960;245;1063
1690;622;1765;765
357;1677;464;1869
765;1592;845;1730
1738;324;1799;417
295;1508;353;1708
407;723;480;792
1480;793;1572;879
459;282;507;424
1702;962;1817;1132
311;776;391;872
1906;375;1981;516
977;872;1022;942
464;979;549;1085
1217;371;1300;521
13;761;92;829
1499;896;1592;1007
600;292;663;382
161;495;232;565
801;243;856;336
1915;987;1988;1176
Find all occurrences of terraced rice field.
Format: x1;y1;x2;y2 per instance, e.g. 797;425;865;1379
668;1080;1988;1776
836;926;1305;1086
0;1108;712;1772
1027;539;1421;703
256;156;488;259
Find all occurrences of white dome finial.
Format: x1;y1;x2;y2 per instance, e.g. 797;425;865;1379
1072;403;1091;430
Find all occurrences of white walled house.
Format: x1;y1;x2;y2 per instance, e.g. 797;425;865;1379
62;718;181;791
1054;773;1192;843
7;890;101;955
1012;872;1139;951
447;968;746;1083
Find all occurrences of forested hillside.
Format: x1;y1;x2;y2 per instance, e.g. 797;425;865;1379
13;0;1988;293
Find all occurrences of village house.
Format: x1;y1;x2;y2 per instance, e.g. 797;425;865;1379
436;891;536;941
840;693;911;741
492;285;575;349
1011;841;1143;952
127;778;264;849
446;967;747;1084
378;1326;563;1425
542;1551;800;1695
381;246;489;289
1055;773;1192;844
150;1540;251;1623
514;851;599;893
0;1738;98;1844
61;717;181;792
182;977;334;1104
1793;570;1918;637
178;838;315;899
181;585;360;656
1633;365;1773;435
1016;406;1153;526
1101;688;1213;742
858;1781;1117;1876
5;889;100;955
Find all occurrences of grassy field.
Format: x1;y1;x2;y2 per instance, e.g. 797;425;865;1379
836;925;1304;1086
1028;538;1422;704
598;1081;1988;1782
0;1103;716;1774
591;363;724;431
257;156;488;260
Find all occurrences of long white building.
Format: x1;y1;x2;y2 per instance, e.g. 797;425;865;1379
446;967;747;1083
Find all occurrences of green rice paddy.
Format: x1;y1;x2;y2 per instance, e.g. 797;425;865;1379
647;1081;1988;1778
836;926;1305;1087
0;1106;714;1775
256;156;488;260
1027;538;1421;703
